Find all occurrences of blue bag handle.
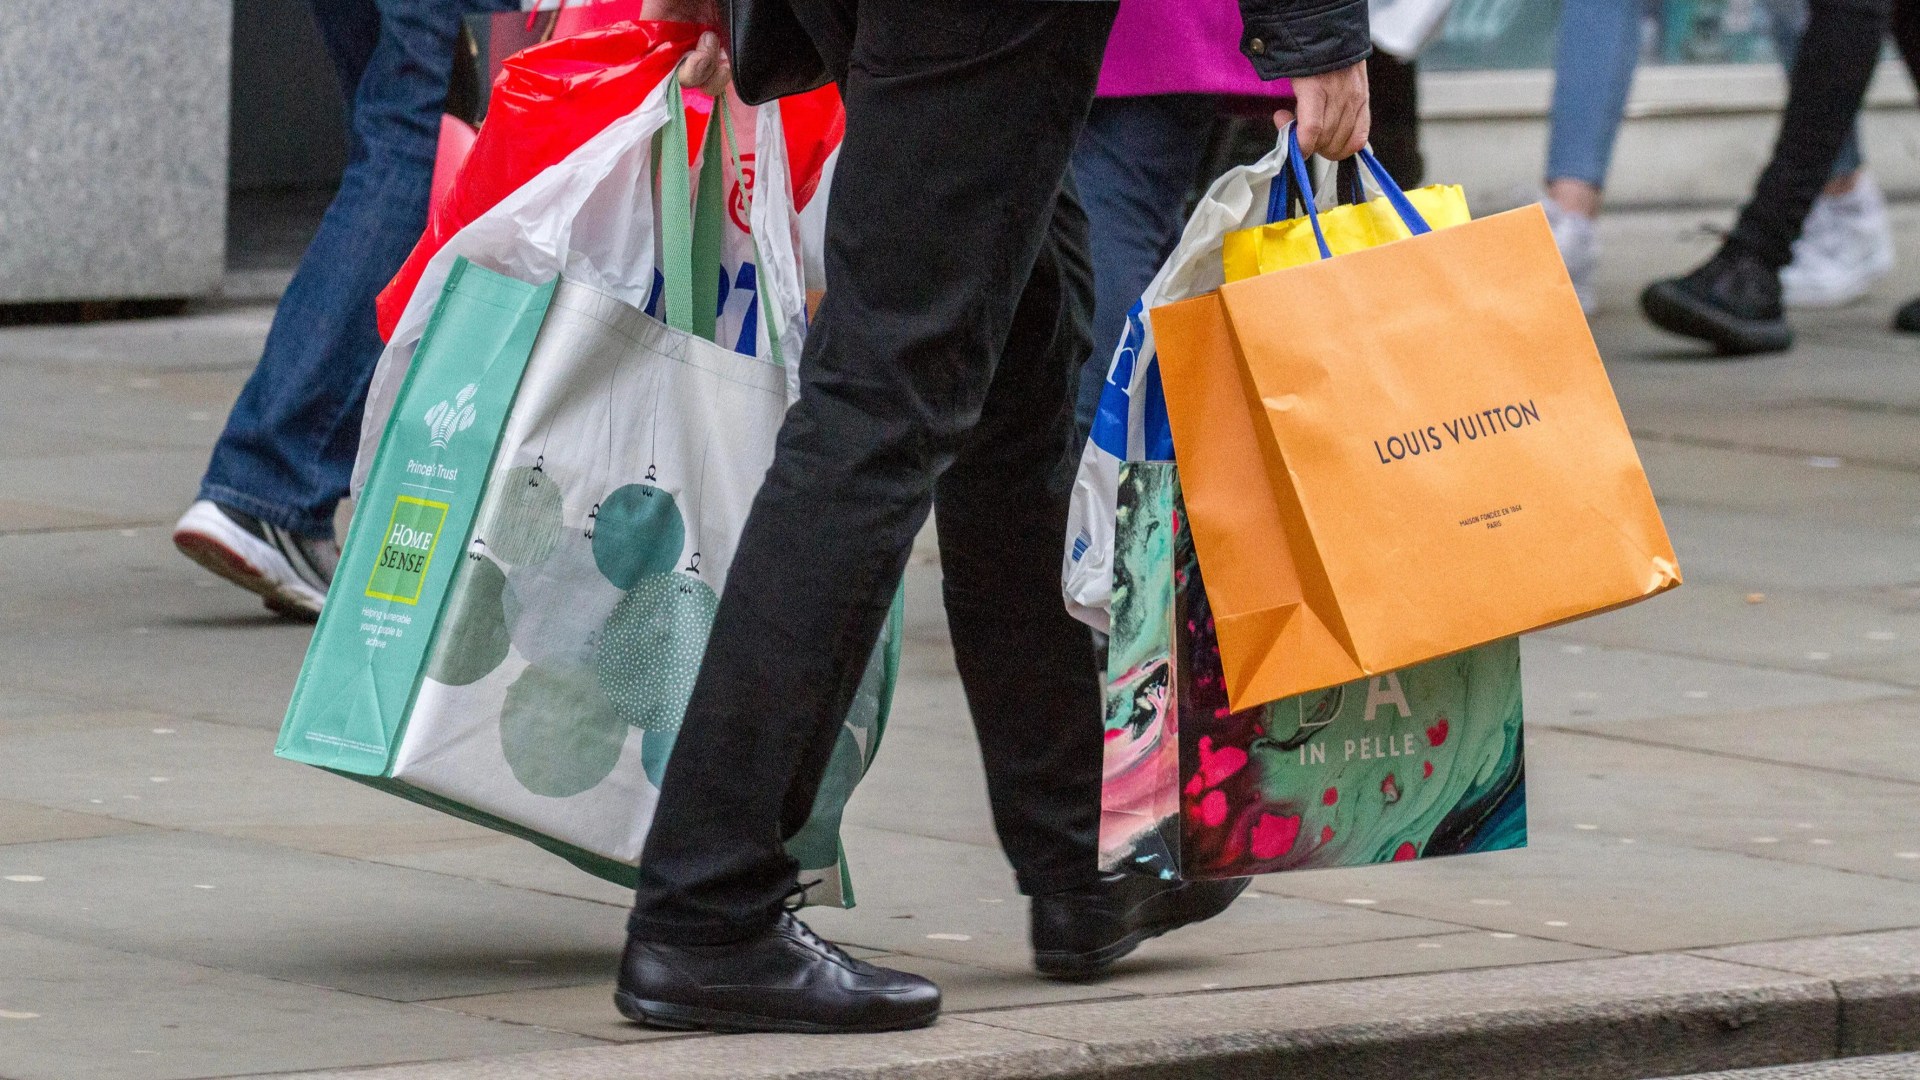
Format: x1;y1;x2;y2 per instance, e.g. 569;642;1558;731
1264;125;1434;256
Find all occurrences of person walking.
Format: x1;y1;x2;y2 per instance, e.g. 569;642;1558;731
1067;0;1294;438
618;0;1373;1036
1069;0;1428;442
1541;0;1894;314
1641;0;1920;354
172;0;514;618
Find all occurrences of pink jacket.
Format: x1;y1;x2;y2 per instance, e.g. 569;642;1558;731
1097;0;1294;99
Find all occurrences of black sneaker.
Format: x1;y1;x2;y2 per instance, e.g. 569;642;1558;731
1640;245;1794;356
616;911;941;1034
1893;296;1920;334
172;500;338;620
1031;872;1249;979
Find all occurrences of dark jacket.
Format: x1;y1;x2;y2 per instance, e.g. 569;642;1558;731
728;0;1371;105
1236;0;1373;79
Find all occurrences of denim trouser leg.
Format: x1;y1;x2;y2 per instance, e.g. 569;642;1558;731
1545;0;1643;188
1069;95;1215;440
1763;0;1866;177
200;0;511;539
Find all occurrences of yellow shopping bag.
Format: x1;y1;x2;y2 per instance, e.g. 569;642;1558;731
1152;136;1679;710
1223;181;1471;280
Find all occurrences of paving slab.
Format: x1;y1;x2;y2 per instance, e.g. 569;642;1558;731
1527;728;1920;882
0;925;592;1080
0;528;317;724
1091;928;1609;997
1700;930;1920;1055
1520;639;1902;729
800;825;1469;973
1627;401;1920;478
0;308;274;372
0;832;627;1002
369;838;635;909
1634;439;1920;535
423;983;685;1044
0;798;146;847
831;955;1138;1013
0;363;244;461
1262;832;1920;953
1552;582;1920;690
0;449;211;525
1589;694;1920;787
1649;502;1920;591
0;715;499;853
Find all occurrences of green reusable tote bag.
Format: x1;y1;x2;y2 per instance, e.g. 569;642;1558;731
278;257;555;778
279;80;898;903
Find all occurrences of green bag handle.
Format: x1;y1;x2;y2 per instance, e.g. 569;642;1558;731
657;74;725;343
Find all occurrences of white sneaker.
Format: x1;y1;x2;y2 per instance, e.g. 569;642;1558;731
1542;196;1601;315
172;499;339;620
1781;173;1896;309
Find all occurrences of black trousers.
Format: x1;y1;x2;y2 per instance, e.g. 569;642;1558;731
630;0;1118;944
1728;0;1920;268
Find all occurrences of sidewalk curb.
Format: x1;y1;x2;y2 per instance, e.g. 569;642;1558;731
252;948;1920;1080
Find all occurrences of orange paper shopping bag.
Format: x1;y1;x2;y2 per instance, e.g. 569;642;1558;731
1153;136;1680;711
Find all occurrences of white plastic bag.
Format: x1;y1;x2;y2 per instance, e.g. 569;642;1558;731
1370;0;1458;59
346;77;882;905
353;82;809;497
1062;138;1301;633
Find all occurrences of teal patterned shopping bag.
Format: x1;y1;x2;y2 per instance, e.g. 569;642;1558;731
1100;462;1526;880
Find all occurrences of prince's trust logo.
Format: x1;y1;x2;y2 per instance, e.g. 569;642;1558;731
424;384;479;449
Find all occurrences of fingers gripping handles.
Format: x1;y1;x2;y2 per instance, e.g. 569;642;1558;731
1264;125;1433;259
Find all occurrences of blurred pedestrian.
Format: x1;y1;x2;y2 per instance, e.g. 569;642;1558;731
1068;0;1295;436
1542;0;1892;314
1642;0;1920;354
1072;0;1427;440
172;0;514;618
618;0;1372;1036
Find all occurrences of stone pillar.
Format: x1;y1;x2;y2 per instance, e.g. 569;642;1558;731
0;0;232;303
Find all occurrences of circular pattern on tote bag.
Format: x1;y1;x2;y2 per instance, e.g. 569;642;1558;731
595;573;719;733
639;727;678;788
424;554;511;686
784;725;863;871
499;662;628;798
501;540;609;668
590;484;686;589
479;465;565;566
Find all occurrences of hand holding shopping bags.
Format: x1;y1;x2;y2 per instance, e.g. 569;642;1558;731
1155;129;1680;711
279;54;897;907
1097;136;1529;880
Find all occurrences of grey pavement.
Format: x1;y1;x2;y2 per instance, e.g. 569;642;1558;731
2;205;1920;1079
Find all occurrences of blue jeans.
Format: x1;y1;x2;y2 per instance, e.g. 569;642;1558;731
1546;0;1862;190
201;0;513;538
1069;95;1216;438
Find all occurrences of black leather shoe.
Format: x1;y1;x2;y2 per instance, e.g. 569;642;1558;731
616;912;941;1034
1641;245;1793;356
1031;873;1250;979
